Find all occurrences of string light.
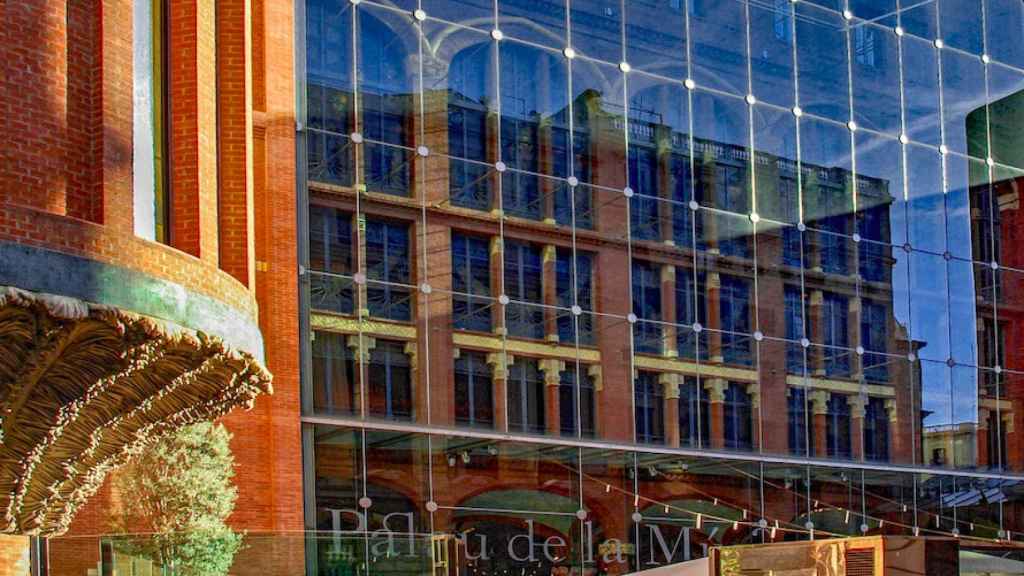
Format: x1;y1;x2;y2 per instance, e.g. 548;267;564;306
605;484;611;493
733;521;739;531
844;510;850;523
695;513;703;530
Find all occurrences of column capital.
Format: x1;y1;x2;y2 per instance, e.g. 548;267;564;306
588;364;603;391
884;398;898;423
490;236;503;256
704;377;727;403
661;264;675;282
849;395;866;419
707;272;721;289
539;358;566;386
659;372;682;399
809;389;830;415
809;289;824;307
542;244;557;263
346;334;376;363
486;351;514;379
978;407;991;430
404;341;418;369
746;382;760;410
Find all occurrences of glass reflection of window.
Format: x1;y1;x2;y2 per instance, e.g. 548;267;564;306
448;42;492;210
359;11;412;196
454;351;494;428
499;42;549;220
306;0;354;185
723;382;752;450
680;376;709;448
826;394;852;459
857;204;888;283
507;359;545;434
713;165;751;257
452;233;492;332
785;286;805;374
780;176;802;266
311;331;356;415
822;293;850;377
676;269;708;360
854;26;877;68
560;366;596;438
860;300;888;383
987;409;1007;471
635;371;665;444
864;397;889;462
672;154;695;248
364;340;413;421
309;206;354;314
503;241;543;339
556;249;594;345
720;275;752;366
773;0;792;43
811;181;850;275
632;260;663;354
365;219;411;321
629;144;661;242
788;388;811;456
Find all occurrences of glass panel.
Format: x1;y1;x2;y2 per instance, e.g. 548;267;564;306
689;0;748;96
851;21;901;135
625;1;687;80
795;3;849;123
749;0;796;109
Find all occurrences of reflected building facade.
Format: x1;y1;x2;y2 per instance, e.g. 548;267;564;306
300;0;1024;573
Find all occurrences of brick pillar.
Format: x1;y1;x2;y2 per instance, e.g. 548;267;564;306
423;220;453;426
661;373;681;447
217;0;256;287
543;245;559;341
850;395;865;461
977;407;991;470
811;390;830;458
3;0;68;215
705;378;726;449
540;358;565;436
661;264;677;357
706;272;723;363
487;351;512;432
810;290;825;376
169;0;220;262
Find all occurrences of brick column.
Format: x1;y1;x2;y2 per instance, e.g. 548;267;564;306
660;373;681;447
217;0;256;287
543;244;559;341
487;351;513;432
706;272;723;363
810;390;830;458
169;0;220;262
850;395;865;461
540;358;565;436
809;290;826;376
705;378;727;449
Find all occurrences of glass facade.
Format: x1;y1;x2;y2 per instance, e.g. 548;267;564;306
300;0;1024;573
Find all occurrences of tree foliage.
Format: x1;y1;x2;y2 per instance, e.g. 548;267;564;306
111;422;243;576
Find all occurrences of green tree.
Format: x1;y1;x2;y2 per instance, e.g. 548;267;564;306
112;422;243;576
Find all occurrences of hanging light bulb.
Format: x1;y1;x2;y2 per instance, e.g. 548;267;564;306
878;520;884;528
713;498;719;506
902;504;908;513
742;509;749;520
634;494;640;506
913;526;920;537
770;527;778;539
605;484;611;493
844;510;851;524
696;514;703;530
935;514;941;528
733;521;739;531
664;505;670;513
